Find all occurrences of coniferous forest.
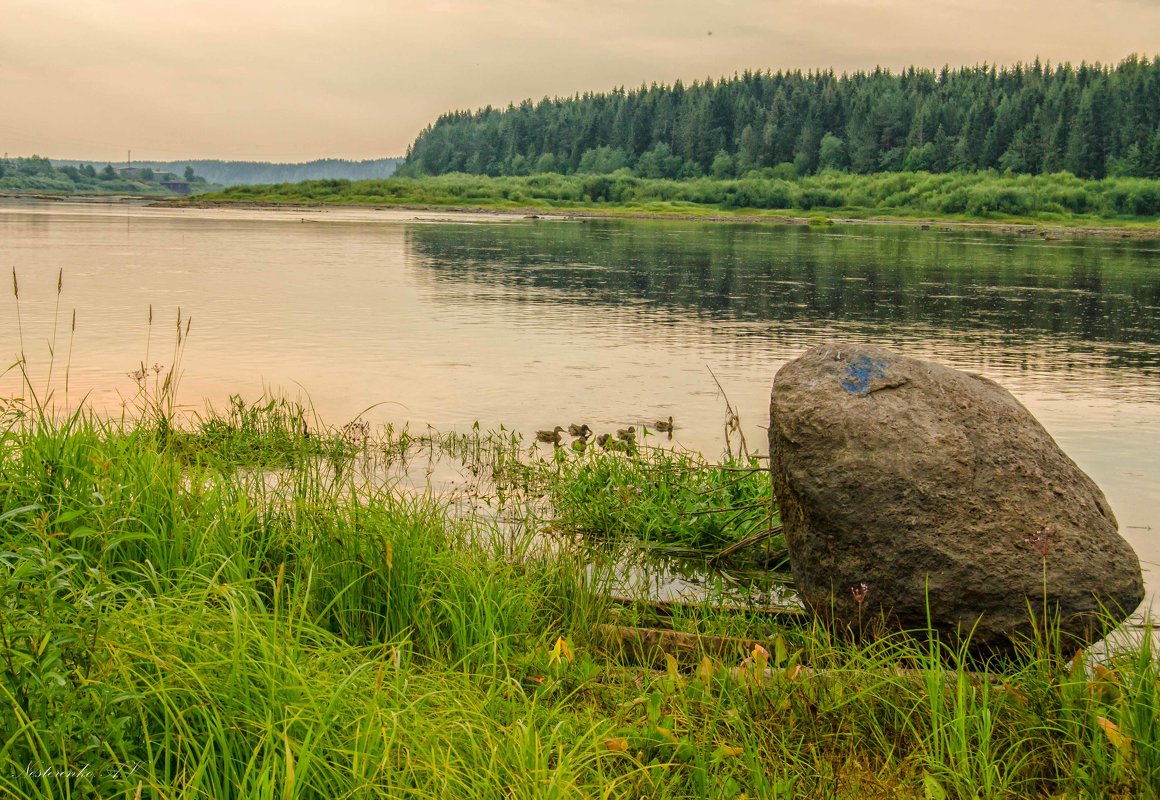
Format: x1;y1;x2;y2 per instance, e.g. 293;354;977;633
400;56;1160;181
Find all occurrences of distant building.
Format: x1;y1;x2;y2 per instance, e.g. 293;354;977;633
115;167;177;181
114;167;187;193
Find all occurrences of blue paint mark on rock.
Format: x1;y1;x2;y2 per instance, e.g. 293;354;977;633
841;355;888;395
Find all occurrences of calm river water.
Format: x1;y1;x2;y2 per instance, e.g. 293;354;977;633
2;200;1158;607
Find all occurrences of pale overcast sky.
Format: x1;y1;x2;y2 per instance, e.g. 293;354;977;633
2;0;1157;162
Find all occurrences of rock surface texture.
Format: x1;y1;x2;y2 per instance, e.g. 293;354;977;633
769;343;1144;652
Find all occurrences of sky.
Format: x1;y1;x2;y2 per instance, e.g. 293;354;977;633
2;0;1158;163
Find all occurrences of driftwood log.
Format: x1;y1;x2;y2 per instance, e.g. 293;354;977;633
592;624;771;669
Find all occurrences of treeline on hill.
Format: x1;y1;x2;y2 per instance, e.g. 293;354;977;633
52;157;401;186
0;156;207;195
400;55;1160;181
209;170;1160;219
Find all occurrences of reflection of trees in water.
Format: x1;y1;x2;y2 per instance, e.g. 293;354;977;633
406;221;1160;376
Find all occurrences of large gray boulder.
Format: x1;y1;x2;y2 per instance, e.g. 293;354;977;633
769;342;1144;652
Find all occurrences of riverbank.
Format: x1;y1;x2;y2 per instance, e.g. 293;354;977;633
1;191;159;203
2;391;1157;799
170;170;1160;240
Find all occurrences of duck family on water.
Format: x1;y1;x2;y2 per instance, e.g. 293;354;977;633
534;418;675;450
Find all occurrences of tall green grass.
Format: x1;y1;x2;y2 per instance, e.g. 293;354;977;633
535;444;783;569
1;392;1156;798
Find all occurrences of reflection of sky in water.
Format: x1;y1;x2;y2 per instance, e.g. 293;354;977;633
2;203;1158;608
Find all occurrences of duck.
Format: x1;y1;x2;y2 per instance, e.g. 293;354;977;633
570;437;588;453
596;433;612;449
567;423;592;437
654;416;674;433
535;426;565;444
615;426;636;441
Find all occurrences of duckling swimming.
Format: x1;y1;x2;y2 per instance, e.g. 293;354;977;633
567;423;592;437
606;437;636;454
615;426;636;441
596;433;612;449
654;416;674;433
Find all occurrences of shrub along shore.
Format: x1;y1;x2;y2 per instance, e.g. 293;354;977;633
180;170;1160;236
1;384;1157;799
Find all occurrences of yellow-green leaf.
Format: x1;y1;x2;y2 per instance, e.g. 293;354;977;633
283;731;296;799
1096;716;1132;753
773;634;787;666
714;744;744;758
549;636;573;665
696;655;714;683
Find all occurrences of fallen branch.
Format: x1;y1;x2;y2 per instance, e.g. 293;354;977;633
592;623;767;668
591;625;999;686
709;524;786;565
680;502;769;516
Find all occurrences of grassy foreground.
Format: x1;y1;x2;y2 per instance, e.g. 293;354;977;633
1;388;1158;799
187;170;1160;232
